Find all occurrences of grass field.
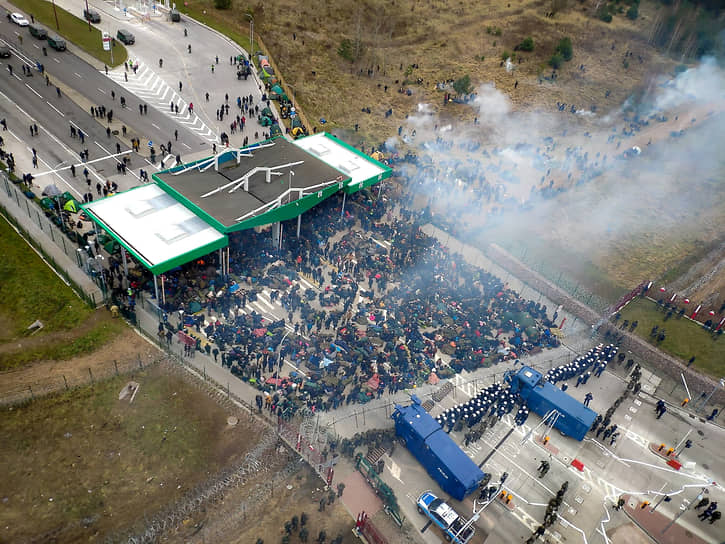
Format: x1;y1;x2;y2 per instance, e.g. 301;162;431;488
17;0;127;67
619;297;725;378
0;364;252;541
0;216;123;369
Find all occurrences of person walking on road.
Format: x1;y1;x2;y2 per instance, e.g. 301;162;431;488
538;460;550;477
695;497;710;510
584;392;593;407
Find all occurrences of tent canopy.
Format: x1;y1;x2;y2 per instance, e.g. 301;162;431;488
293;133;392;194
81;184;227;275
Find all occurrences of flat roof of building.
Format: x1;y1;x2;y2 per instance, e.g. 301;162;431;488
81;184;227;275
155;137;348;233
294;133;392;194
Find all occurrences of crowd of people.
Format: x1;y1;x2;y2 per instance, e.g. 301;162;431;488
110;185;564;417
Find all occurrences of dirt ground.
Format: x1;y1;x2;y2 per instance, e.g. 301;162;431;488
0;315;159;403
232;0;675;140
170;463;358;544
0;363;256;542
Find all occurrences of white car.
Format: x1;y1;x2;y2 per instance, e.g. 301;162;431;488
10;13;30;26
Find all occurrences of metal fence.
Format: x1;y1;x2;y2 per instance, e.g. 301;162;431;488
0;354;160;406
0;171;104;306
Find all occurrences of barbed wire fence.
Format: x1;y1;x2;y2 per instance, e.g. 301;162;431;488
119;431;290;544
0;354;162;406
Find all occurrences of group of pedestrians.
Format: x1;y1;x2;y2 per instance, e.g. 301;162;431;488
695;499;721;524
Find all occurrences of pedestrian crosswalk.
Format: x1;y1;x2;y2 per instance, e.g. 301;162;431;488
200;277;320;338
103;62;218;142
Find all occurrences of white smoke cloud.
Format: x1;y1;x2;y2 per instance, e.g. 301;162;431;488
393;57;725;295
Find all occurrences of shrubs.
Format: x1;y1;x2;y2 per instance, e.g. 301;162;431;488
518;36;535;52
213;0;232;8
337;38;363;62
555;37;573;61
548;53;564;69
452;74;473;95
597;4;613;22
626;5;639;19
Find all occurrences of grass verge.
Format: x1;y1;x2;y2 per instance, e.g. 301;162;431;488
0;216;123;368
17;0;127;67
0;364;249;541
619;297;725;378
0;216;91;338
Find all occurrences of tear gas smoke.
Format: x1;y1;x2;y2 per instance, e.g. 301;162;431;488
391;58;725;293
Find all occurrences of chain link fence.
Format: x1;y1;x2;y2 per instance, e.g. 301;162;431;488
0;170;104;306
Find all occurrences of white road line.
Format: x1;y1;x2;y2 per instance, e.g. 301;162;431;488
97;88;106;94
13;73;22;81
256;295;275;311
25;84;41;98
5;128;21;142
93;142;141;181
33;154;83;198
151;123;160;130
182;142;191;149
46;101;65;117
53;58;60;63
74;72;82;78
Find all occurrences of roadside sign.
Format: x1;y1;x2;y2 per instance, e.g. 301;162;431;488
102;31;111;52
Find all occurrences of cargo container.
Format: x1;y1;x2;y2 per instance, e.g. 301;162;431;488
506;366;596;441
392;395;486;500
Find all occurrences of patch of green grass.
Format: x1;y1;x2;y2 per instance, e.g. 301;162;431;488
0;217;91;339
0;366;246;541
19;0;127;67
619;297;725;378
0;320;125;370
178;3;256;53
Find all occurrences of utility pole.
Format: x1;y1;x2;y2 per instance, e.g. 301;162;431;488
662;487;706;534
51;0;60;30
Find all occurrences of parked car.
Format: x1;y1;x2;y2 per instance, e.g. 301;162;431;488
10;12;30;26
29;24;48;40
417;491;475;544
0;44;10;58
47;35;66;51
83;9;101;23
170;8;181;22
116;28;135;45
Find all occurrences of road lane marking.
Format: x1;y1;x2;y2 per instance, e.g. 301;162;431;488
97;88;106;94
74;72;82;78
25;84;41;98
46;102;65;117
151;123;160;130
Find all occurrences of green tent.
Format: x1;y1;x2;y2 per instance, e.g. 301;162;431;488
40;197;55;211
270;84;283;95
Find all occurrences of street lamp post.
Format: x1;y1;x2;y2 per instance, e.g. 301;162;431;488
245;14;254;51
277;329;291;372
696;378;725;413
662;487;706;535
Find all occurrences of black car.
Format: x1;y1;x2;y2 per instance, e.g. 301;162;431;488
116;28;135;45
0;44;10;58
170;8;181;22
48;35;66;51
83;9;101;23
29;24;48;40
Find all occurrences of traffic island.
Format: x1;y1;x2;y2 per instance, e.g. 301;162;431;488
619;494;709;544
648;443;682;470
